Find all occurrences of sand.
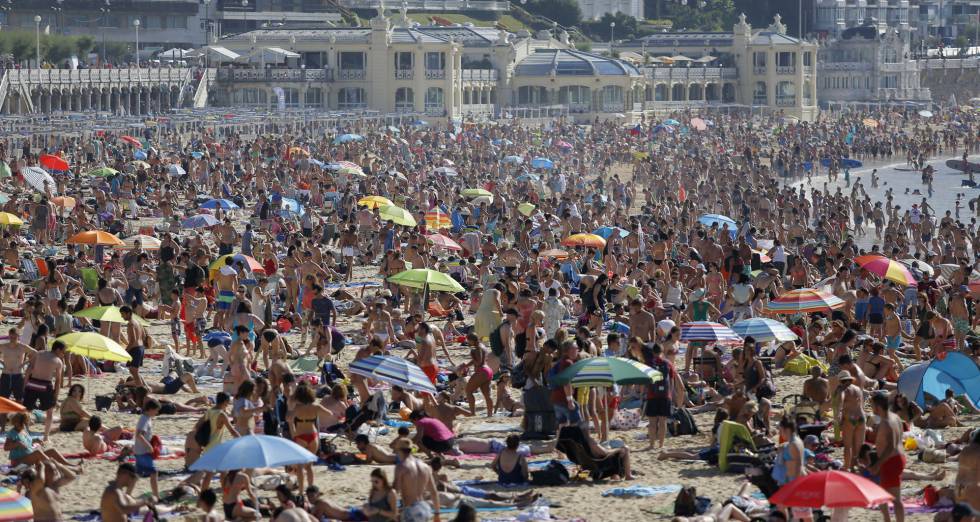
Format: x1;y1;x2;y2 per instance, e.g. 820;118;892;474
23;160;976;522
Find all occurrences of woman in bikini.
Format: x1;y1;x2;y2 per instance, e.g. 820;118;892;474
220;469;260;521
287;384;332;492
462;344;493;417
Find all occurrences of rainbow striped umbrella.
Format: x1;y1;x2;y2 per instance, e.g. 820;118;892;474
680;321;743;344
0;486;33;521
731;318;799;343
551;357;662;388
765;288;845;314
424;207;451;230
854;255;917;286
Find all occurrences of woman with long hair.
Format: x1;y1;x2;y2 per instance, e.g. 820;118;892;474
362;468;398;522
286;384;330;492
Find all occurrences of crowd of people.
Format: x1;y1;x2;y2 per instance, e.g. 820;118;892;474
0;105;977;522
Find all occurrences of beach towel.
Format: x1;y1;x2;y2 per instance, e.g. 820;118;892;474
602;485;682;498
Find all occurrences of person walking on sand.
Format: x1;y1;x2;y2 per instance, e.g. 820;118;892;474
870;392;905;522
836;370;865;471
120;306;147;388
23;340;66;441
393;444;441;522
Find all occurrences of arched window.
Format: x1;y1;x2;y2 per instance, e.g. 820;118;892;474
395;87;414;111
338;87;366;109
424;87;444;111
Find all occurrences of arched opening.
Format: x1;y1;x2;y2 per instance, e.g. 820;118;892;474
705;83;719;101
776;81;796;106
600;85;624;111
753;81;767;105
394;87;414;111
688;84;703;101
655;84;668;101
722;83;736;103
558;85;590;111
424;87;444;113
671;83;686;101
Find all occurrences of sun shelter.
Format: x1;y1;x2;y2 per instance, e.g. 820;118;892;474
897;352;980;408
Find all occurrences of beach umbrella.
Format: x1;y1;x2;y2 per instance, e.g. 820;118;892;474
130;160;151;170
0;162;10;179
388;268;464;293
73;306;150;326
900;259;934;277
0;486;34;521
339;165;366;178
765;288;845;314
517;203;536;216
21;166;57;194
190;435;317;472
555;140;573;150
357;196;393;210
690;118;708;131
279;197;305;216
561;233;606;248
502;155;524;165
120;135;142;147
210;253;264;274
0;398;25;414
432;166;458;177
133;150;148;160
378;205;417;227
461;188;493;198
664;118;681;126
471;195;493;206
424;207;451;230
201;198;239;210
680;321;743;344
56;332;131;362
168;164;186;177
769;471;892;509
731;318;798;343
67;230;124;246
530;157;554;169
39;153;69;172
854;255;917;286
862;118;878;128
552;356;662;388
897;352;980;408
936;263;977;281
0;213;23;226
593;226;630;239
51;196;76;209
349;355;437;395
333;133;364;144
182;214;220;229
288;146;310;158
425;233;462;251
515;173;540;182
698;213;738;231
85;167;119;178
918;110;933;118
539;248;569;260
113;234;161;250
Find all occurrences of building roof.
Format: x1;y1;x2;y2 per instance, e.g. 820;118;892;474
750;31;804;46
514;49;640;77
634;32;734;48
221;25;510;47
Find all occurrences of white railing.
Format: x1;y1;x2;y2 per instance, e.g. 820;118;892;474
338;69;366;80
336;0;508;10
425;69;446;80
818;62;872;71
753;66;766;75
8;68;190;85
217;68;334;82
776;65;796;75
642;67;738;81
459;69;497;81
461;103;494;114
394;69;413;80
775;96;796;107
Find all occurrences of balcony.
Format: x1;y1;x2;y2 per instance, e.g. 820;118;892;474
394;104;415;113
775;96;797;107
216;68;334;82
776;65;796;75
395;69;414;80
338;69;366;81
753;66;766;75
424;105;446;115
752;96;768;105
642;67;739;81
335;0;510;11
425;69;446;80
459;69;497;82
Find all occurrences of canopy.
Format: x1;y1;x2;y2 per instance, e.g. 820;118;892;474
388;268;464;293
424;207;451;230
67;230;124;246
39;153;69;172
680;321;742;344
718;421;754;472
349;355;437;395
378;205;417;227
56;332;131;362
897;352;980;408
561;233;606;248
765;288;845;314
158;48;193;59
113;234;161;250
73;306;150;326
0;397;26;414
189;435;316;472
854;255;916;286
0;486;33;521
21;166;57;194
731;318;798;343
202;45;241;62
201;198;238;210
0;213;23;226
552;356;661;387
425;233;462;251
358;196;393;210
769;471;892;509
182;214;220;229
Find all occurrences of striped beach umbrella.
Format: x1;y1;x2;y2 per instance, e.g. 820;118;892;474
21;166;57;194
0;486;33;520
424;207;451;230
765;288;845;314
551;357;662;388
900;259;934;277
350;355;437;394
680;321;743;344
854;255;917;286
731;318;799;343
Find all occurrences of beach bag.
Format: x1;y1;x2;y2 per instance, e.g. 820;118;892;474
193;415;212;447
668;407;699;436
489;323;505;358
95;394;115;412
611;408;642;430
510;361;527;389
530;460;569;486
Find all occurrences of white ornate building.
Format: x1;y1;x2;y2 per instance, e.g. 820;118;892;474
576;0;644;22
812;0;912;38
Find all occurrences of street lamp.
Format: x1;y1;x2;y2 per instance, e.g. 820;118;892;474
100;1;110;64
609;21;615;52
0;1;13;32
34;14;41;68
52;0;63;34
203;0;211;70
134;17;140;115
241;0;248;33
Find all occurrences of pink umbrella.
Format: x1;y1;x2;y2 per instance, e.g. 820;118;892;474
690;118;707;131
425;233;462;251
555;140;573;150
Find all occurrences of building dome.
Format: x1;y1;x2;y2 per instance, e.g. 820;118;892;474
514;49;640;77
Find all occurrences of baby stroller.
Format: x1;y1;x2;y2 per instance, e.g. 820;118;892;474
782;394;830;439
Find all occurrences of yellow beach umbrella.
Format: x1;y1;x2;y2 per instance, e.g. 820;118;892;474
0;212;23;226
358;196;394;210
56;332;131;362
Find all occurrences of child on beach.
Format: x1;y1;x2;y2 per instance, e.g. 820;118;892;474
134;399;160;499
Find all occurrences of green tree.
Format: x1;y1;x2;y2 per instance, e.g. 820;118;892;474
10;33;32;63
75;35;95;57
584;12;638;41
522;0;581;28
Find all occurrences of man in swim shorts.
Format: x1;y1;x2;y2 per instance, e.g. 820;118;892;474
213;257;238;330
871;392;906;522
393;444;440;522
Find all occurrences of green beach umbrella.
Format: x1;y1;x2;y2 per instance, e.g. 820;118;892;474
552;356;662;387
378;205;417;227
87;167;120;177
0;162;10;179
461;188;493;198
73;305;150;326
388;268;464;293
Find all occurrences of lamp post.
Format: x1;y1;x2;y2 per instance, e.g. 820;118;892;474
609;21;615;53
100;2;110;64
203;0;211;70
0;1;12;32
134;17;140;115
52;0;63;34
241;0;248;33
34;14;41;68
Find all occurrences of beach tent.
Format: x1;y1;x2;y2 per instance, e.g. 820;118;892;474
897;352;980;408
718;421;755;472
783;354;828;376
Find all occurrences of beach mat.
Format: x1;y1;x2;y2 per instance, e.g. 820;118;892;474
601;485;682;498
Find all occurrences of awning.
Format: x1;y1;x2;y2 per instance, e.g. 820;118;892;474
264;47;300;58
238;46;301;63
204;46;241;61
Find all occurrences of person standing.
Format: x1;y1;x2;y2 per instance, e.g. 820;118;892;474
134;399;160;500
0;327;36;406
23;340;66;441
836;370;865;471
870;392;905;522
643;343;674;451
120;306;147;388
393;444;440;522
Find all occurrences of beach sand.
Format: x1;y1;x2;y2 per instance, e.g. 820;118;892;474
31;161;975;521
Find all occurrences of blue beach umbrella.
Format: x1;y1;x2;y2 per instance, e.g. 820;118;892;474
593;226;630;239
502;155;524;165
201;198;239;210
349;355;436;394
333;133;364;144
731;318;798;343
530;157;554;169
698;213;738;235
181;214;220;229
190;435;316;472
